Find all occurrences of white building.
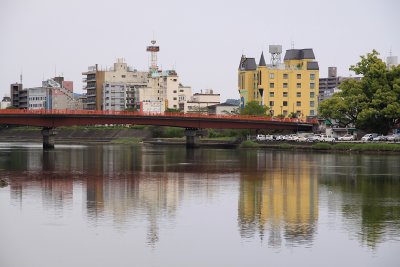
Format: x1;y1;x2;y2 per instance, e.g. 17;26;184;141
207;102;239;115
0;97;11;109
185;89;220;113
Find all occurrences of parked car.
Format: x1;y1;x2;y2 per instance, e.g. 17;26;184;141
320;135;336;142
361;133;378;142
338;134;355;141
372;135;387;141
306;134;322;142
256;134;266;141
386;134;400;142
265;135;275;141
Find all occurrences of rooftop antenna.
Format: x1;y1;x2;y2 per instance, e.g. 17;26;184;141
291;40;294;49
20;69;23;84
146;39;160;72
55;65;57;78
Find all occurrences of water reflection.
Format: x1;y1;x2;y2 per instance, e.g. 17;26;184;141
317;153;400;248
238;151;318;247
1;143;400;250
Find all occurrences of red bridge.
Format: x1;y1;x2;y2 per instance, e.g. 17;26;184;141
0;109;317;148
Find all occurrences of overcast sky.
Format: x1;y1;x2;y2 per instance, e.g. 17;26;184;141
1;0;399;101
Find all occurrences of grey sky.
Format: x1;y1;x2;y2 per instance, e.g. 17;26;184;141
1;0;399;101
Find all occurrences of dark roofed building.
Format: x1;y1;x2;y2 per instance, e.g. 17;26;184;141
239;55;257;71
284;49;315;61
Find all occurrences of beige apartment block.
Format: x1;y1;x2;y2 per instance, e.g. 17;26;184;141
83;58;148;110
140;70;192;112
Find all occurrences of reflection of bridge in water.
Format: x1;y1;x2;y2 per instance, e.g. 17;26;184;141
0;109;317;148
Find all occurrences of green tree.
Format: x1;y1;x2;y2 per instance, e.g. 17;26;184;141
319;50;400;133
240;101;269;116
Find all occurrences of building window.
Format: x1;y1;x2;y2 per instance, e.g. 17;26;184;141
269;101;274;107
269;73;274;79
122;75;126;78
270;83;274;88
269;92;274;97
297;83;301;88
310;73;315;80
283;83;288;88
310;92;315;98
310;110;315;116
173;90;177;93
173;97;177;100
296;101;301;107
296;92;301;97
297;74;301;79
283;101;288;106
310;83;315;89
283;110;288;116
283;92;288;97
283;73;288;79
310;101;315;107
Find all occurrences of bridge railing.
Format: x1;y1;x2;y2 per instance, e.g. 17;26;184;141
0;109;318;124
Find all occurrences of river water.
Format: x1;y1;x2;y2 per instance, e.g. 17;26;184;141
0;143;399;267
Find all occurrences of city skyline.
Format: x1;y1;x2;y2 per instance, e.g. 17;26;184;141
1;0;399;101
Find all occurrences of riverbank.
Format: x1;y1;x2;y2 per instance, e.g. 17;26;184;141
1;127;399;153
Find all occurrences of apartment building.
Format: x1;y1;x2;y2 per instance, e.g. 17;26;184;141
83;58;148;110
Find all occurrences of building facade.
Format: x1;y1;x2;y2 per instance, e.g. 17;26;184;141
239;46;319;118
185;89;220;113
0;97;11;109
318;67;361;102
82;58;148;110
140;70;192;112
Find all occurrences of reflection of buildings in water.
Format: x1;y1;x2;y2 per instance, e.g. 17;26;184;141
238;151;318;247
9;173;73;213
85;171;185;246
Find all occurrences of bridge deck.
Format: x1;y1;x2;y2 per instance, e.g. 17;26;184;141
0;110;317;131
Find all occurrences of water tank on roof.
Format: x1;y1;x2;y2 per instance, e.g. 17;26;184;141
269;45;282;54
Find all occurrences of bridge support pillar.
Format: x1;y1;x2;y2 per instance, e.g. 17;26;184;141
41;127;57;149
184;128;207;148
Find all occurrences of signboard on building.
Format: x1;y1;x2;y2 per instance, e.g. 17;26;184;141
140;101;162;113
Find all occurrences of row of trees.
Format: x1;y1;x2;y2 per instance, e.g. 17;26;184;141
319;50;400;134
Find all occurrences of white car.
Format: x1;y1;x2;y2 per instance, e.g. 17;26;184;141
256;134;266;141
361;133;378;142
320;135;336;142
306;134;322;142
386;134;400;142
338;134;355;141
372;135;387;141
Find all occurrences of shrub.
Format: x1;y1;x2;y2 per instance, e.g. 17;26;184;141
312;143;332;150
278;143;293;149
240;140;260;148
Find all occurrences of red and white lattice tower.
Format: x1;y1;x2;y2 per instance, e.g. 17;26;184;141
146;40;160;72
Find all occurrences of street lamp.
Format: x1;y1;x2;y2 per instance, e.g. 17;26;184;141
280;106;283;116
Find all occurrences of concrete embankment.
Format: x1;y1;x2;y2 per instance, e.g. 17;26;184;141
0;127;151;144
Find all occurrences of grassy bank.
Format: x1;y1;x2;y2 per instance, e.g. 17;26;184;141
255;142;400;152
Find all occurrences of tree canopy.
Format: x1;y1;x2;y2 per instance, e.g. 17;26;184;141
240;101;269;116
319;50;400;134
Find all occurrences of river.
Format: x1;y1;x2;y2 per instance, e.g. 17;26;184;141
0;143;399;267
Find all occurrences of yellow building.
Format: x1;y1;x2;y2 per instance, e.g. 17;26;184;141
238;46;319;118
